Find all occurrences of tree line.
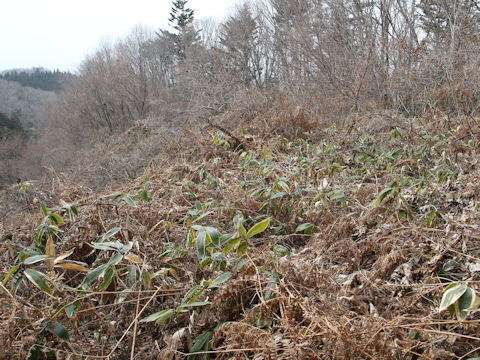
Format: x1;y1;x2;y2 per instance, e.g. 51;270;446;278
2;0;480;189
0;68;69;92
46;0;479;142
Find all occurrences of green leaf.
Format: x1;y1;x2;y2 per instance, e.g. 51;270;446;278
199;257;212;270
43;321;70;342
264;273;279;301
208;272;233;288
188;330;213;359
426;211;444;226
99;227;122;241
107;253;124;266
246;218;270;239
223;237;242;254
140;308;175;323
122;195;136;207
143;271;152;289
49;213;64;225
2;265;21;285
295;223;318;235
82;264;109;286
183;285;205;304
177;301;211;312
237;241;249;256
270;191;287;200
276;180;290;193
442;258;457;272
41;203;48;216
128;265;139;287
205;227;220;247
374;187;393;206
169;268;179;280
65;300;79;318
196;231;207;259
274;245;290;257
331;191;346;203
24;255;53;265
457;287;476;320
99;266;115;290
92;241;132;254
440;284;468;311
219;233;234;246
238;222;247;236
24;269;52;295
233;214;246;236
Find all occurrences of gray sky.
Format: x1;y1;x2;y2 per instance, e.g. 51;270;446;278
0;0;239;72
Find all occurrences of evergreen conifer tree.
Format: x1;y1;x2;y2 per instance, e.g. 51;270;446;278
169;0;194;32
165;0;198;59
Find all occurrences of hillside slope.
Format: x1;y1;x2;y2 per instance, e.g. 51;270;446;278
1;109;480;359
0;78;56;136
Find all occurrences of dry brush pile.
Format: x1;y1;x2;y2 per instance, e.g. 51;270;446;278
1;107;480;359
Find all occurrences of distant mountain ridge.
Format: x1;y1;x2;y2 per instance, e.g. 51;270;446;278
0;67;70;93
0;67;49;75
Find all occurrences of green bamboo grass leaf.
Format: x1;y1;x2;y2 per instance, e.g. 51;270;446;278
270;191;287;200
191;211;213;223
24;269;52;295
274;245;290;257
49;213;64;225
183;285;205;303
456;287;476;320
246;218;270;239
82;264;109;286
205;227;220;247
177;301;211;312
223;237;242;254
92;241;132;254
2;265;21;285
440;283;467;311
98;227;122;242
374;187;393;206
196;231;207;259
65;300;80;318
24;255;52;265
99;266;115;290
188;330;213;359
295;223;318;235
40;203;48;216
54;249;74;264
237;241;249;256
43;321;70;342
239;222;247;236
140;308;175;323
121;195;136;207
233;214;247;236
208;272;232;288
128;265;139;287
199;257;212;270
277;180;290;193
219;233;234;246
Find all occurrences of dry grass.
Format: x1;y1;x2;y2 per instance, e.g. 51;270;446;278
1;102;480;359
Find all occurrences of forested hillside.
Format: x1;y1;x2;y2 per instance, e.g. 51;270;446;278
0;78;57;188
0;68;69;93
1;0;480;359
0;78;56;135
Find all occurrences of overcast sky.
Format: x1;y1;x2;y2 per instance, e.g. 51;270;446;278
0;0;239;73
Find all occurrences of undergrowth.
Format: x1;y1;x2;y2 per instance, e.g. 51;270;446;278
1;108;480;359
